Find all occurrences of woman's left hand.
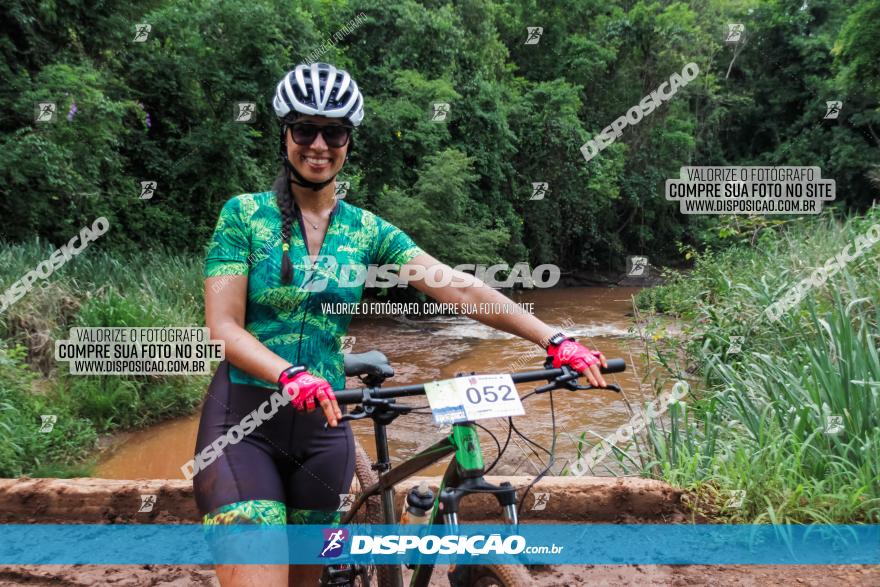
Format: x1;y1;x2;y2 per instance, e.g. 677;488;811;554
280;370;342;426
547;338;608;388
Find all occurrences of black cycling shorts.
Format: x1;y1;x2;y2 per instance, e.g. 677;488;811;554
192;361;355;524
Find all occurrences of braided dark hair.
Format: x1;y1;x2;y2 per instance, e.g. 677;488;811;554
271;167;295;284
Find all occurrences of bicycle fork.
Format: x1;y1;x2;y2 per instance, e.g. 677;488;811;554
439;477;518;529
439;424;520;587
441;480;519;587
440;423;519;528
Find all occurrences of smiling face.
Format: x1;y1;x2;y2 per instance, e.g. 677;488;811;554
284;115;350;183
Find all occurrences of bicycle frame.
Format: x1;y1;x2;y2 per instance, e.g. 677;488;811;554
340;419;516;587
334;358;626;587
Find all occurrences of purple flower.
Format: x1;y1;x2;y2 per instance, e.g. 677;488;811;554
138;101;152;129
67;102;77;122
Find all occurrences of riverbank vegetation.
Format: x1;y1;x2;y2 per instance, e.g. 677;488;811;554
633;209;880;523
0;243;207;477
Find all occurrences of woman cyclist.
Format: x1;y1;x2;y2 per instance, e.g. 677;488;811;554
194;62;610;586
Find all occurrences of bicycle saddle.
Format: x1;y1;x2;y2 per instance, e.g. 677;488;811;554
343;350;394;378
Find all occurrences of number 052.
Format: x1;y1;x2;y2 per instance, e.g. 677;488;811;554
465;384;515;404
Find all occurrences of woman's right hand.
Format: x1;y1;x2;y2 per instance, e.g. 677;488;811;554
547;338;608;388
278;368;342;427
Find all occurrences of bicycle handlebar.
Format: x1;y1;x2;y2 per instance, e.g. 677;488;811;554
333;358;626;405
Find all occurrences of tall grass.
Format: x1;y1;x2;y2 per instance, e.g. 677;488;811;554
633;208;880;523
0;240;208;477
0;344;98;477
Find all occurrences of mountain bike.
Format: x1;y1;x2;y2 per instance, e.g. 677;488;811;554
322;350;626;587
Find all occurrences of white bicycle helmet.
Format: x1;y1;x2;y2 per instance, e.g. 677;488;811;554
272;62;364;127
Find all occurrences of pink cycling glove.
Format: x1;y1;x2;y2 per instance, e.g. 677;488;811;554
547;338;603;373
278;369;336;411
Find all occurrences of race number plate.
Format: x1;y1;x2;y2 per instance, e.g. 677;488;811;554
424;374;524;425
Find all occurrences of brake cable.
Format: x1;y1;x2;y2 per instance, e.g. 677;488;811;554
515;389;557;516
474;417;513;475
475;421;502;473
513;365;621;515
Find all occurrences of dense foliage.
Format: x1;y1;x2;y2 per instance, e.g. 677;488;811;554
2;0;878;270
632;208;880;523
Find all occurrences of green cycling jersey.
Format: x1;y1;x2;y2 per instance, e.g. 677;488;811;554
204;191;423;390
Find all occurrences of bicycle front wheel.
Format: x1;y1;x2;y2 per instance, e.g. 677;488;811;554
449;563;531;587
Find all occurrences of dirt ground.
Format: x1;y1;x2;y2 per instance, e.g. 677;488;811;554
0;563;877;586
0;478;875;586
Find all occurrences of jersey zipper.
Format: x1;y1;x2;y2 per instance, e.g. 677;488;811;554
293;200;340;365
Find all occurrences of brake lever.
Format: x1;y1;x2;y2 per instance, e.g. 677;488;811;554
535;366;622;394
323;406;369;429
535;381;622;394
324;400;414;429
566;382;622;393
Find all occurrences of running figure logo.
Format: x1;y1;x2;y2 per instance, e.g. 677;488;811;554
627;256;648;277
234;102;256;123
337;493;355;512
431;102;450;122
725;24;744;43
133;24;152;42
35;102;57;123
531;492;550;511
39;415;57;433
340;337;356;354
530;182;548;200
823;415;844;435
727;336;744;354
319;528;349;558
138;494;157;513
824;101;842;119
524;27;543;45
139;181;157;200
725;490;746;509
335;181;350;200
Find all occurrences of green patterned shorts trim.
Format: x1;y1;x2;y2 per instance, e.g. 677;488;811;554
203;499;342;525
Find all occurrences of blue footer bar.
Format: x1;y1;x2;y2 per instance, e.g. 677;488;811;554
0;524;877;565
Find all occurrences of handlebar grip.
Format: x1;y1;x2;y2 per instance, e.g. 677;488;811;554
602;358;626;374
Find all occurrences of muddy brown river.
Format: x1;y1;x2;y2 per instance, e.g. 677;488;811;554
96;287;650;479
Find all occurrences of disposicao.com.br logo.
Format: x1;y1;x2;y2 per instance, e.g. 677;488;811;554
329;531;562;556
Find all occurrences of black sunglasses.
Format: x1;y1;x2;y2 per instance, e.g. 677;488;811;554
288;122;353;148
